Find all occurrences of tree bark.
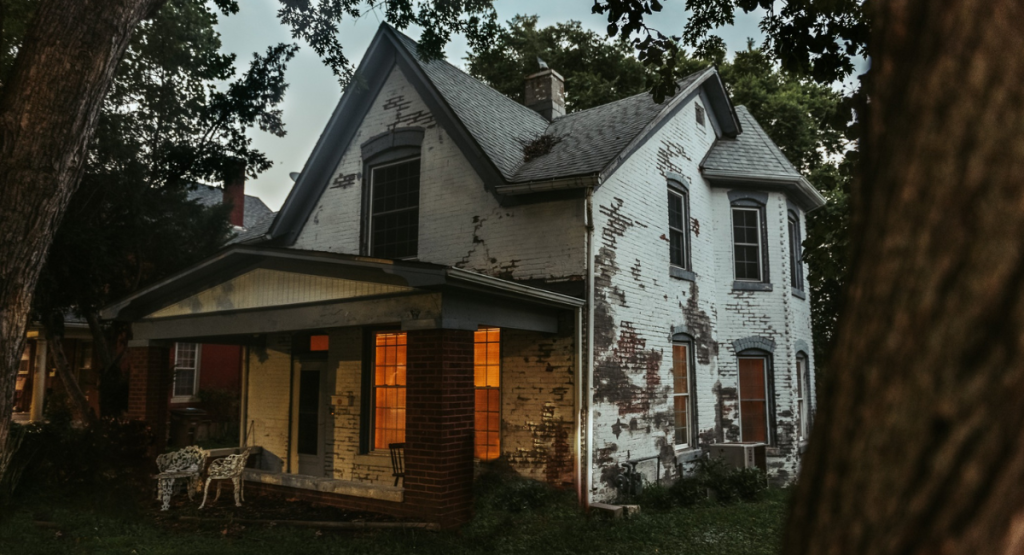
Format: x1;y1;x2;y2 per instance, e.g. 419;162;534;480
83;308;115;371
0;0;161;472
41;325;95;424
784;2;1024;554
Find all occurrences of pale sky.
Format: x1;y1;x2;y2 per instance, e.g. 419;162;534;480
215;1;767;210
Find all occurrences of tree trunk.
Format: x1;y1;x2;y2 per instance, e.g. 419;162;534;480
0;0;161;474
41;325;95;424
784;2;1024;554
83;309;114;372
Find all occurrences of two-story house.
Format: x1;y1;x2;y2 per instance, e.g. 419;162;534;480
102;23;824;527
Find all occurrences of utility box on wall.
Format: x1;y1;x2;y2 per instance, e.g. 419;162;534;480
708;442;767;472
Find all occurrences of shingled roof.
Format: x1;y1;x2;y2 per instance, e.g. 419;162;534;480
187;184;274;229
700;106;803;180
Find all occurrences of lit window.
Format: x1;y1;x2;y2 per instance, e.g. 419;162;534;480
668;187;690;270
672;339;696;448
369;158;420;259
738;355;771;443
474;328;500;460
172;343;200;399
732;208;763;281
373;332;407;449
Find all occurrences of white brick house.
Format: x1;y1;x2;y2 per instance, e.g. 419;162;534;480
105;23;824;525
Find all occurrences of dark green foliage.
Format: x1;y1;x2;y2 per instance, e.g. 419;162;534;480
473;458;565;513
633;457;768;510
10;419;152;499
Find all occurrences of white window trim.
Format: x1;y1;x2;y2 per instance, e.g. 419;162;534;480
668;188;690;271
732;207;763;282
171;342;201;403
797;355;810;441
672;340;696;450
367;157;421;260
737;355;772;444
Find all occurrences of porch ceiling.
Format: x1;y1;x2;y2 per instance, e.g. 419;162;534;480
102;245;583;341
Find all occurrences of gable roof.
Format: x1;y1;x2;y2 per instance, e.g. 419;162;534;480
267;24;798;245
700;106;826;210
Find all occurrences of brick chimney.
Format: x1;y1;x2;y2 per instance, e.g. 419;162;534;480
525;68;566;121
223;159;246;228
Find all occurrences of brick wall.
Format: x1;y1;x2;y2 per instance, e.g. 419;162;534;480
587;93;815;500
127;342;171;453
501;316;576;485
291;65;587;285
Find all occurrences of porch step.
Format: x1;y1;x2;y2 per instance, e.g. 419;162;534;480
243;469;403;503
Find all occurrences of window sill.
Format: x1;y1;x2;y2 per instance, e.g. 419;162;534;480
732;281;773;292
791;287;806;300
669;266;696;282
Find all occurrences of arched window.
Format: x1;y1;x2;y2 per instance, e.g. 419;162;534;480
360;128;424;259
672;332;697;448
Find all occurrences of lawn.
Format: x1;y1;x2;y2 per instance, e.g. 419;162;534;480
0;482;789;555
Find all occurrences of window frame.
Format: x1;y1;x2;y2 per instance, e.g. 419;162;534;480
729;193;771;291
796;352;811;442
788;208;806;296
473;327;501;461
736;350;776;445
667;180;691;272
695;104;706;127
671;333;698;450
171;342;201;402
365;157;421;260
367;330;408;452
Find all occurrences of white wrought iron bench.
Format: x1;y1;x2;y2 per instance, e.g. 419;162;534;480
154;445;209;511
199;447;252;509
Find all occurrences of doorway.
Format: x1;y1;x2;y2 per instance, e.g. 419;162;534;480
296;357;327;476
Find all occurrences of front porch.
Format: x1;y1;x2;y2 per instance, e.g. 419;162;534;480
103;246;583;527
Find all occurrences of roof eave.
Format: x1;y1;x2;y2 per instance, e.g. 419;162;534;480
496;173;601;195
702;169;827;211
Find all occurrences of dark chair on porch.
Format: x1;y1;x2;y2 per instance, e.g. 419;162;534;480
389;443;405;487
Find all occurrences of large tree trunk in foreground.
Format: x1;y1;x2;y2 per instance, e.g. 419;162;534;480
42;325;96;424
0;0;160;466
784;2;1024;554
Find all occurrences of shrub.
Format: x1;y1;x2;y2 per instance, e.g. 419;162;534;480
474;458;565;513
694;456;768;504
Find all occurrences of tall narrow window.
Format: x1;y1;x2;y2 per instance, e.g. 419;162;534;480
732;208;762;281
668;188;690;269
369;158;420;259
672;338;696;448
738;356;771;443
172;343;199;399
695;104;706;127
474;328;501;460
788;211;804;291
797;354;810;441
373;332;407;449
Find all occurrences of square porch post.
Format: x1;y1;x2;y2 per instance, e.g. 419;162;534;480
126;339;171;454
404;329;475;528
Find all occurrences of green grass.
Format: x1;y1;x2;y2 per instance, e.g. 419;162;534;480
0;485;789;555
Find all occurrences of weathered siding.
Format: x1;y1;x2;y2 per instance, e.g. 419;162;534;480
292;65;587;284
500;316;576;485
588;92;814;501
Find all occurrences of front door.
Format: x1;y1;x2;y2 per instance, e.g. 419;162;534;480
296;358;326;476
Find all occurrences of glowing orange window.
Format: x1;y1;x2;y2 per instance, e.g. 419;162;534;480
373;332;406;449
474;328;500;460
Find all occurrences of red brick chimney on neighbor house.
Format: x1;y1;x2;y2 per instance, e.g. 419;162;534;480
223;159;246;228
525;61;566;121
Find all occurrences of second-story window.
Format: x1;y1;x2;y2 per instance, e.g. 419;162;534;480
695;104;705;127
369;158;420;259
668;187;690;270
788;210;805;291
732;207;763;281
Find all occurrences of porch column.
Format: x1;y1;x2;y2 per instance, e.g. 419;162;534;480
127;339;171;452
404;329;475;529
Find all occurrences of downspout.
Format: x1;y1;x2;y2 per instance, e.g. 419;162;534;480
574;304;583;506
583;187;596;510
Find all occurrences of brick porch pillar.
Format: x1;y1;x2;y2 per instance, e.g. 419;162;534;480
404;329;475;529
127;339;171;454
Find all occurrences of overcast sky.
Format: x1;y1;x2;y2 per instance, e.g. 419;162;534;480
215;1;766;210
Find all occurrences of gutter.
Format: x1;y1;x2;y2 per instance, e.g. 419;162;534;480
495;174;601;195
583;187;596;510
445;267;585;308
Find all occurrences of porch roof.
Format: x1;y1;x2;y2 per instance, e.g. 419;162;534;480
102;245;583;341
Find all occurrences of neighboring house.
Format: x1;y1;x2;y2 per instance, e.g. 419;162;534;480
13;173;274;436
102;23;824;527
